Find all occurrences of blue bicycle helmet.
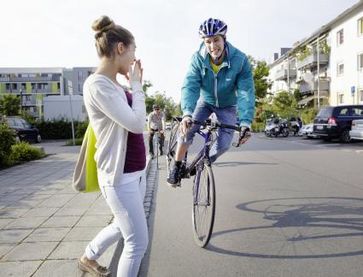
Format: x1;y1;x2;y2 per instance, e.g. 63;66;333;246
199;18;227;38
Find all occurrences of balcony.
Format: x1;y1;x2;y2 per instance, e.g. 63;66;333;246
296;53;329;69
299;79;330;95
275;68;297;80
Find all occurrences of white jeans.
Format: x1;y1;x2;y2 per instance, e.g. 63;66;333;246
85;172;148;277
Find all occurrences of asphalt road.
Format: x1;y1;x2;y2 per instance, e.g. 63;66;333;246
141;134;363;277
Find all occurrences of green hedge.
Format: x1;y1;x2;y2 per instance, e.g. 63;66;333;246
9;142;45;162
0;123;16;167
34;120;88;140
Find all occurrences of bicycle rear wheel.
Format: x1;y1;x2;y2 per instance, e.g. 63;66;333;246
192;163;216;248
166;122;179;173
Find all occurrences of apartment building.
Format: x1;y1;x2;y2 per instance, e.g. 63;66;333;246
0;67;94;118
268;1;363;108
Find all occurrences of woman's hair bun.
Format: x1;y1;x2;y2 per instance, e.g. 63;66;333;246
92;15;115;33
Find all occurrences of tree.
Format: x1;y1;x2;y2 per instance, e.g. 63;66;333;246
249;56;272;106
0;94;20;116
271;91;298;119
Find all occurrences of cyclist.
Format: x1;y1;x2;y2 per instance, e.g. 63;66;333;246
167;18;255;187
148;104;165;157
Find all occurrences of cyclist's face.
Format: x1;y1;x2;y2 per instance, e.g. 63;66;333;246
203;35;225;61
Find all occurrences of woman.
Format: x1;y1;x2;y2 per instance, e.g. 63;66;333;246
167;18;255;186
78;16;148;277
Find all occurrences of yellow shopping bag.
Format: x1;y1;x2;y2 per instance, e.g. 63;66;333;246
72;125;99;192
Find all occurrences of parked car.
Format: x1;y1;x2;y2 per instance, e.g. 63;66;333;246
313;105;363;142
349;119;363;141
298;123;315;138
5;116;41;143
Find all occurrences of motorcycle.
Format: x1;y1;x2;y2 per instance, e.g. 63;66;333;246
265;118;289;137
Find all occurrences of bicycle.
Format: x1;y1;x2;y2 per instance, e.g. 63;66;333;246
166;117;246;247
150;129;163;169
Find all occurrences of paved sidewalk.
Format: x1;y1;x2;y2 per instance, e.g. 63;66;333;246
0;141;114;276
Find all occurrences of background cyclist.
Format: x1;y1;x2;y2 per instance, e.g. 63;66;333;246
167;18;255;187
148;104;165;158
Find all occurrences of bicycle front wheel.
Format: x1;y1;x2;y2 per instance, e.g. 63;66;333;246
166;123;179;173
192;164;216;248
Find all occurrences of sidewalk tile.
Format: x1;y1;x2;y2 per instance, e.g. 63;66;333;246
0;261;42;276
0;229;33;243
2;242;58;261
55;208;87;216
48;241;88;259
76;215;113;227
23;207;58;217
0;208;31;218
24;227;70;242
63;227;103;241
5;217;48;229
0;244;16;258
33;260;81;277
0;219;14;229
37;194;75;208
41;216;79;228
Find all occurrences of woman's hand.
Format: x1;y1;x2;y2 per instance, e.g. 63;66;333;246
128;59;143;84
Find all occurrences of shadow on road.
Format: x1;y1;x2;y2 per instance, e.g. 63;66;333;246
207;197;363;259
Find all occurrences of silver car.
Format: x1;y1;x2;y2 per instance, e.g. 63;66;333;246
349;119;363;141
298;123;316;138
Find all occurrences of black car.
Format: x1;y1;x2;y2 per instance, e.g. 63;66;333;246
5;116;41;143
313;105;363;142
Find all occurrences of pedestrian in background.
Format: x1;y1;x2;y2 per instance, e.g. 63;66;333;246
79;15;148;277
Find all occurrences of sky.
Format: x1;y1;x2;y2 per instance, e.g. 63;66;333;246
0;0;359;102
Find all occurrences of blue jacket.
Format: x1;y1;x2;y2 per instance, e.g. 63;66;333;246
181;41;255;126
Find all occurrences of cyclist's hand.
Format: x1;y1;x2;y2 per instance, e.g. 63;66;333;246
238;126;251;145
180;116;192;136
159;130;164;134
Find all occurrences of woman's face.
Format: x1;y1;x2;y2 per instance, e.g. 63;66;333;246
203;35;225;61
117;41;136;75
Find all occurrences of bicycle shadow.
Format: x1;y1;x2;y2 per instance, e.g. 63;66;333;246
207;197;363;259
214;161;278;167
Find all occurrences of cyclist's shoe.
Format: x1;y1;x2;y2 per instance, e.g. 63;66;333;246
149;152;155;159
167;165;182;188
189;166;196;176
160;149;163;156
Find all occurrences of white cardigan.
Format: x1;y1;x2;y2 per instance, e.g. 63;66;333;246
83;74;146;186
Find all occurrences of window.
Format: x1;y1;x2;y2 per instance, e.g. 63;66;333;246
358;17;363;36
5;83;10;90
337;63;344;76
338;107;348;115
338;93;344;104
352;107;363;116
358;53;363;71
12;83;17;90
337;29;344;46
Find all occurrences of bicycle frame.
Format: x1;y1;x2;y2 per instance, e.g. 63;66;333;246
184;127;214;175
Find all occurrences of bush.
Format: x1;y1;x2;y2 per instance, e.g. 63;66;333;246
0;123;16;166
65;138;84;146
301;108;318;124
251;121;265;132
34;119;89;140
9;142;45;162
75;121;89;138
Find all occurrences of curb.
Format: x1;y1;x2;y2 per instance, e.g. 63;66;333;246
109;154;156;276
